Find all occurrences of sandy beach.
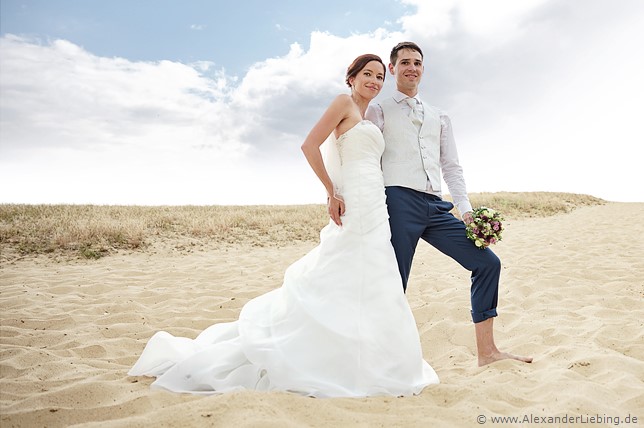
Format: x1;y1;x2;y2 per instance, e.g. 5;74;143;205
1;201;642;427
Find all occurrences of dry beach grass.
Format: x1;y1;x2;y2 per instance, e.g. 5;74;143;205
1;192;642;427
0;192;605;260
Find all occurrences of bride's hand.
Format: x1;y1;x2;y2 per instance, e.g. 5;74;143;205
327;194;345;226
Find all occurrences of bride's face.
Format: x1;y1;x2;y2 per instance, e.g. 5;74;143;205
350;61;385;100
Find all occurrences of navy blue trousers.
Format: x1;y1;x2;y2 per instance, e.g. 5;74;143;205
386;186;500;323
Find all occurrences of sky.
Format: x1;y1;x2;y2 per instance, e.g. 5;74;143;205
1;0;643;206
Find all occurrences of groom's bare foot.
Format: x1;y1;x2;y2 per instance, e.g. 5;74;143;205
474;318;533;367
478;351;533;367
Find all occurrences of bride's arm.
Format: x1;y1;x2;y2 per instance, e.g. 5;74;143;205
301;95;351;225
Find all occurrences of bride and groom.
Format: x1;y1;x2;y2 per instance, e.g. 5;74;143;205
128;42;532;398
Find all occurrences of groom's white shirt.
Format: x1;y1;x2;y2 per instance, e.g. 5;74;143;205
366;91;473;216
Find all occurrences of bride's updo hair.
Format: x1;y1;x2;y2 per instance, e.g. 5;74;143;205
345;54;386;88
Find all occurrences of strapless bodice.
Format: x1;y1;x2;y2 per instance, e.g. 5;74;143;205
336;120;385;165
334;120;388;233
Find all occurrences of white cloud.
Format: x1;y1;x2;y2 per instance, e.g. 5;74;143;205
227;30;401;157
0;35;255;204
395;0;644;202
398;0;548;40
0;35;242;155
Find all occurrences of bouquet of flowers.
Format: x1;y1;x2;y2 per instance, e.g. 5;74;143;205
465;207;504;249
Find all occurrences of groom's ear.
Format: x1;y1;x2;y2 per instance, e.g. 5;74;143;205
388;63;395;75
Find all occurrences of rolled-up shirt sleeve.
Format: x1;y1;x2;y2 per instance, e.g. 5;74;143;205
440;113;472;215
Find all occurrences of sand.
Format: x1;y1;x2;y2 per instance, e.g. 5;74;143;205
1;202;642;427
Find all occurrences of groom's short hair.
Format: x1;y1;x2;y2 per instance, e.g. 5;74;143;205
390;42;424;65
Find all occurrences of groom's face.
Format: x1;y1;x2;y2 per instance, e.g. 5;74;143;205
389;48;424;94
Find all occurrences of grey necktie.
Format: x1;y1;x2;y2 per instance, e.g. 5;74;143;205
406;97;422;130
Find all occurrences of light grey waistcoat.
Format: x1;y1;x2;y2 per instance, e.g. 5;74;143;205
380;97;442;192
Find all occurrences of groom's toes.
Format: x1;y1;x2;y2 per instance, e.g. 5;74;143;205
478;352;533;366
512;354;533;364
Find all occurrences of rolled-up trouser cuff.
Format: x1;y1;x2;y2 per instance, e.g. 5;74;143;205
472;308;498;323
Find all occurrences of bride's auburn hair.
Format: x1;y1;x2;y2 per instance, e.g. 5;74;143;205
345;54;386;88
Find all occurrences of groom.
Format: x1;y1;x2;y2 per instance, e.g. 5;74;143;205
366;42;532;366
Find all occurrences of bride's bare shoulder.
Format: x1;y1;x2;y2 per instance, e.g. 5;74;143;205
330;93;353;107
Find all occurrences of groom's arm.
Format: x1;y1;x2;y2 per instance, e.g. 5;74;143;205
439;113;473;218
365;104;384;131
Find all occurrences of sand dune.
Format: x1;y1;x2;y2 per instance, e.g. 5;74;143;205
1;202;642;427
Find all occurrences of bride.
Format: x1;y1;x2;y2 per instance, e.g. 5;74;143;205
128;54;440;398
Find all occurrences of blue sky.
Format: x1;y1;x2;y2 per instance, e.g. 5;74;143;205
1;0;410;76
1;0;643;205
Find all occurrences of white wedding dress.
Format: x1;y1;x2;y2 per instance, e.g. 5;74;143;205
128;120;439;397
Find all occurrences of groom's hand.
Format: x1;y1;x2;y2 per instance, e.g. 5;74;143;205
327;195;345;226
